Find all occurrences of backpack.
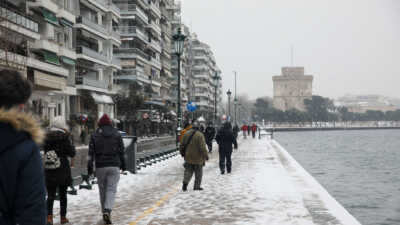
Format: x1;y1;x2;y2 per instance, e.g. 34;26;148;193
44;150;61;170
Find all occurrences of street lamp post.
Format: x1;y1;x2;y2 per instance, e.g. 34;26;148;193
233;71;237;125
173;27;186;143
227;89;232;119
213;72;221;125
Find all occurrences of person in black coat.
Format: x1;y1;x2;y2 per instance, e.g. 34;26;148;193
204;122;216;153
232;124;240;139
43;117;76;225
87;114;125;225
0;70;46;225
216;122;238;174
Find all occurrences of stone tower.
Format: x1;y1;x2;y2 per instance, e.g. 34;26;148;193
272;67;313;111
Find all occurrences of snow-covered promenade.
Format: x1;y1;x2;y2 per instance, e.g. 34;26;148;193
53;137;361;225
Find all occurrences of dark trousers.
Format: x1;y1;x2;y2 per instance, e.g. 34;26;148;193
183;163;203;188
219;150;232;173
252;131;256;138
47;184;68;216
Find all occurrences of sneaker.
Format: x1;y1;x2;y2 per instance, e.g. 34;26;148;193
194;187;204;191
46;215;53;225
103;210;112;225
182;183;188;192
60;217;69;224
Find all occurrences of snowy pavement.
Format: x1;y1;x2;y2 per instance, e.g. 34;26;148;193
53;137;361;225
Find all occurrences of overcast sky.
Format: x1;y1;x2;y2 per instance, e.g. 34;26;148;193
180;0;400;100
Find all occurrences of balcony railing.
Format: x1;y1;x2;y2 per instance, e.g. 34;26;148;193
118;4;148;21
110;30;120;41
147;21;161;35
119;26;148;41
148;2;161;18
0;6;39;32
149;40;162;52
76;46;108;63
110;3;120;15
76;76;108;89
115;48;149;61
76;16;108;36
111;57;120;65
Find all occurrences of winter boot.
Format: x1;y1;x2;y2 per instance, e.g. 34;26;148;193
46;215;53;225
60;216;70;224
182;183;188;192
194;187;204;191
103;209;112;224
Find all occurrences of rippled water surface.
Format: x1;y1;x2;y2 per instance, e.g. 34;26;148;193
275;130;400;225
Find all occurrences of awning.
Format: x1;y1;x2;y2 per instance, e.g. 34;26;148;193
60;18;73;27
60;56;76;65
34;70;66;91
91;93;114;104
41;9;59;26
43;50;60;65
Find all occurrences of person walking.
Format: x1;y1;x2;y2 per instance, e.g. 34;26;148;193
180;122;209;191
43;117;76;225
233;124;240;140
0;69;46;225
204;122;216;153
216;122;238;174
241;124;248;139
247;124;251;136
87;114;126;225
251;123;257;139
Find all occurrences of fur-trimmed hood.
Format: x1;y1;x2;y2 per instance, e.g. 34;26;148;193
0;108;44;150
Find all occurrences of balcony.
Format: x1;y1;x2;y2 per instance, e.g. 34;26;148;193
32;39;59;54
28;0;58;14
57;8;75;24
147;21;162;36
0;7;40;39
76;77;108;89
148;40;162;53
110;30;121;45
76;16;108;38
27;57;69;77
115;48;149;62
119;4;148;22
86;0;107;12
110;57;121;70
76;46;108;66
149;58;162;69
59;46;76;60
119;26;148;43
148;2;161;18
110;3;121;17
116;68;150;84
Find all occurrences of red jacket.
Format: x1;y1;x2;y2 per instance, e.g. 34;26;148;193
251;124;257;132
241;125;248;131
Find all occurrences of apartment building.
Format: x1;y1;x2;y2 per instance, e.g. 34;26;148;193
114;0;164;105
190;34;222;121
74;0;121;119
23;0;76;124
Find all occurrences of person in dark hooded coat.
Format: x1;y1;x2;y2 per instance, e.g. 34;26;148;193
204;122;216;153
0;69;46;225
215;122;238;174
43;116;76;225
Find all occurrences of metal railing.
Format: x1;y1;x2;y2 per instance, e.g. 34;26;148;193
76;16;108;36
119;26;148;41
76;76;108;89
0;6;39;32
76;46;108;63
118;4;148;21
115;47;149;61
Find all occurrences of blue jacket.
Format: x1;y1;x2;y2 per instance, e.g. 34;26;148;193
0;109;46;225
